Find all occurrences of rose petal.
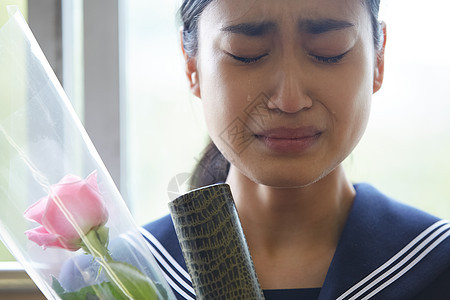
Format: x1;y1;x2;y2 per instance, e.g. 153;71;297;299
23;196;48;225
24;171;108;252
58;174;83;185
25;226;81;251
78;184;108;225
85;170;99;191
42;192;81;240
41;173;107;240
25;226;61;249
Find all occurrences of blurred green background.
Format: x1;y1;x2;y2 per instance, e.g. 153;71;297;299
0;0;27;262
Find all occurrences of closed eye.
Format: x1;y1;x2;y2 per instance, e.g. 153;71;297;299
310;50;350;64
227;53;269;64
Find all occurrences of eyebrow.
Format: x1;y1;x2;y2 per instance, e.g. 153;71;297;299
220;18;354;37
220;21;276;36
299;19;355;34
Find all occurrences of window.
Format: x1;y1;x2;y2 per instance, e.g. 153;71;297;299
345;1;450;216
0;0;29;263
122;0;208;224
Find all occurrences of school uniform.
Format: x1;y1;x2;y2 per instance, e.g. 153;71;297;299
142;183;450;299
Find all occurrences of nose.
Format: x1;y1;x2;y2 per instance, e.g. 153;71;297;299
267;60;313;113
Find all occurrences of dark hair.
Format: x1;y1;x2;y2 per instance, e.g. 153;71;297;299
365;0;384;51
181;0;383;188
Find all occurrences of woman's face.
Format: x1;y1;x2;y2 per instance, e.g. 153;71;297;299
189;0;384;188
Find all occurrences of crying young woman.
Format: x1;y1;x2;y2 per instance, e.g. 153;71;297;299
143;0;450;299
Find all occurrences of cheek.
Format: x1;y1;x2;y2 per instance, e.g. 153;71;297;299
323;58;374;152
199;69;274;167
199;63;257;135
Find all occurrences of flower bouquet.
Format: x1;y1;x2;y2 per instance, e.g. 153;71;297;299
0;6;175;299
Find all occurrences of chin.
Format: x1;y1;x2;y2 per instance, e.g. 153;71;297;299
245;168;328;189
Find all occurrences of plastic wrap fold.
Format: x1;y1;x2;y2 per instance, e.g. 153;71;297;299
0;6;175;300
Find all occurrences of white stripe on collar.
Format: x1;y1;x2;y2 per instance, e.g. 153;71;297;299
139;227;192;281
139;228;196;299
160;268;195;300
337;220;450;299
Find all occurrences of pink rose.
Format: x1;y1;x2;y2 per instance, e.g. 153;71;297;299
24;171;108;251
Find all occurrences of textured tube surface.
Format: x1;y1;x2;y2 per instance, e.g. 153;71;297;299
169;183;265;300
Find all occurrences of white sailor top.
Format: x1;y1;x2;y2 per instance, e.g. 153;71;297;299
141;183;450;299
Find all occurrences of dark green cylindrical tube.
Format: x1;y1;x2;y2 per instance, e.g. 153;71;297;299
169;183;265;300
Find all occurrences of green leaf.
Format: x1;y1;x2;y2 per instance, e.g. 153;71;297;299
54;261;158;299
51;276;66;295
58;281;124;300
106;261;158;300
155;282;169;300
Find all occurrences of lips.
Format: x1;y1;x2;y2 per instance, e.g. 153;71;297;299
255;126;322;139
254;126;322;153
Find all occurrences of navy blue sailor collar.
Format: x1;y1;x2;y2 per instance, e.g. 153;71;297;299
142;183;450;299
320;183;450;299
